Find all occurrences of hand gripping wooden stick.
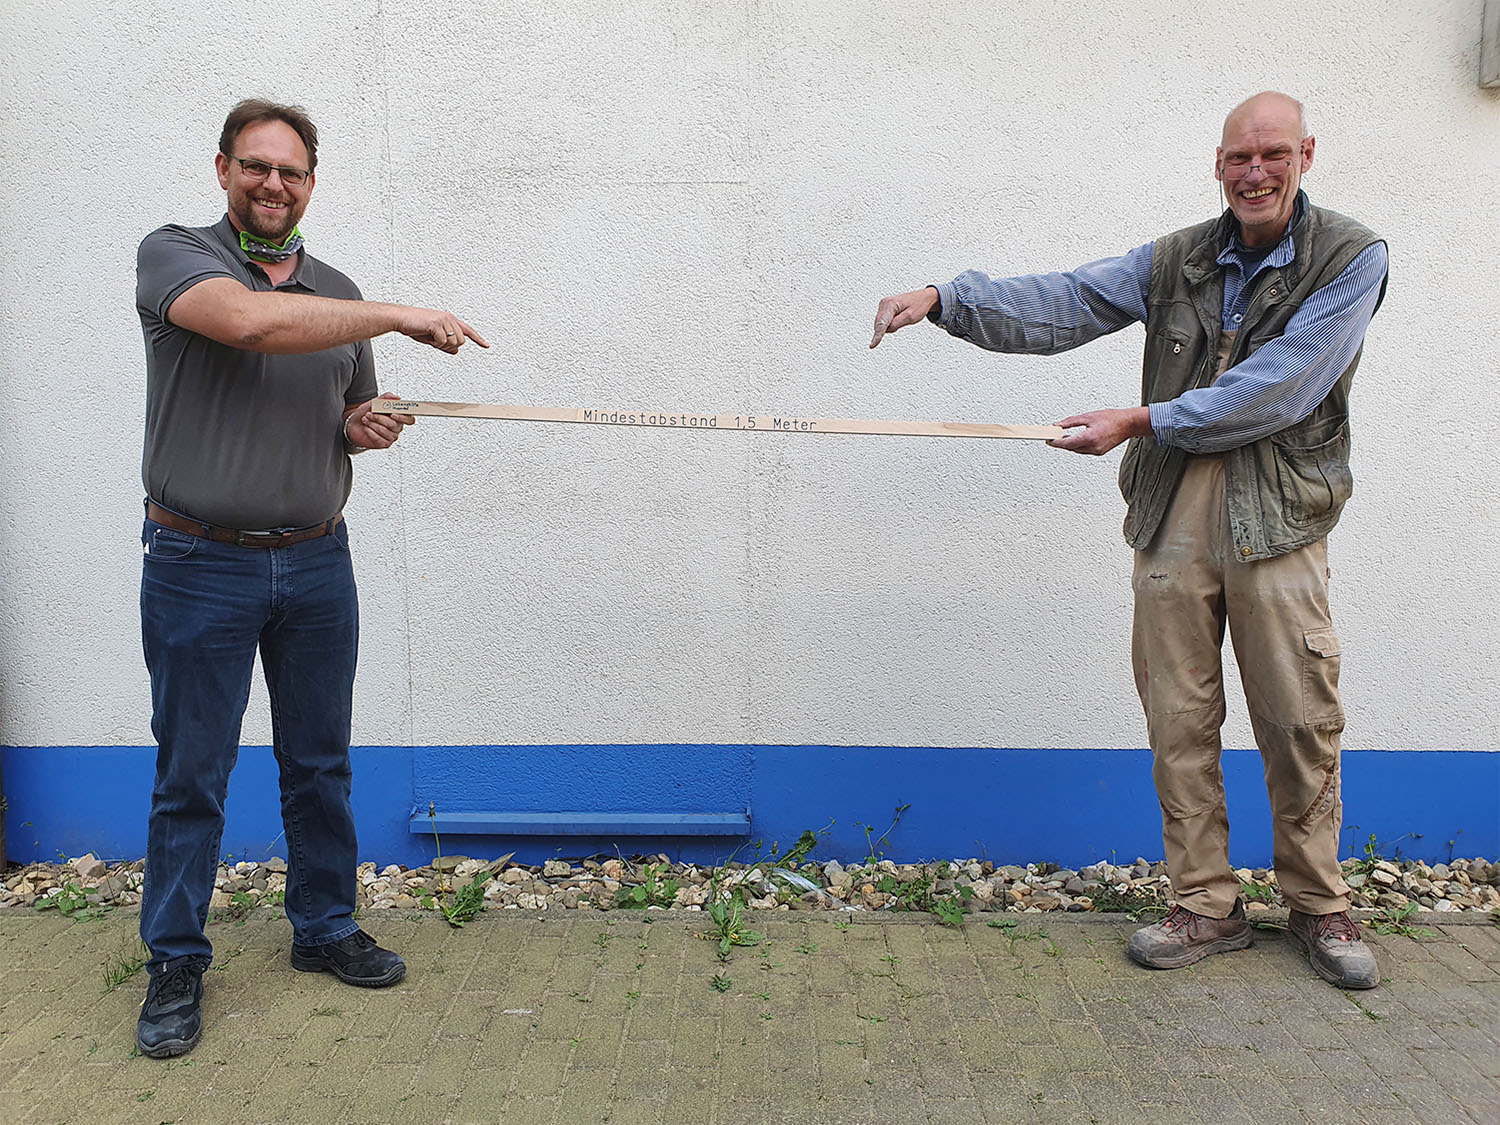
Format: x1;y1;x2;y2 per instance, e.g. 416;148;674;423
371;399;1064;442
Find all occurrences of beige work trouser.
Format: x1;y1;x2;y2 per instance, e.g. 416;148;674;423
1131;453;1351;918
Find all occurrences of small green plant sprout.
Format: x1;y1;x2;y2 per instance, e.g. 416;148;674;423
441;871;492;928
425;801;491;926
869;863;971;926
855;804;910;864
101;938;149;994
1003;926;1048;955
710;972;733;993
834;918;851;932
35;882;112;923
987;917;1019;930
1240;880;1280;905
1370;902;1436;939
930;895;966;928
1345;828;1421;873
1444;829;1463;864
777;827;825;870
705;895;764;958
794;942;818;955
1090;882;1169;921
616;862;681;909
219;890;256;925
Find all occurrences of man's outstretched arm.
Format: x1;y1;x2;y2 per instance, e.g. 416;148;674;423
871;245;1154;352
168;277;488;356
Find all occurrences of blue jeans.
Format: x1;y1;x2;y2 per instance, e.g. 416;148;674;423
139;512;362;971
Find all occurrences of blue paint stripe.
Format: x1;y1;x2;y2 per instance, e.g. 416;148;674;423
3;745;1495;869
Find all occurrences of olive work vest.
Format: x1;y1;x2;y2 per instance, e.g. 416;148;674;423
1118;203;1387;561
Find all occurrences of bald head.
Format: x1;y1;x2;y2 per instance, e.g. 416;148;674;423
1223;91;1308;145
1215;90;1315;247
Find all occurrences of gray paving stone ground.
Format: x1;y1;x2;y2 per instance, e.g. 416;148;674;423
0;908;1496;1124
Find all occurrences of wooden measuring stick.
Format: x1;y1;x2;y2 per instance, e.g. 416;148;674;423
371;399;1064;442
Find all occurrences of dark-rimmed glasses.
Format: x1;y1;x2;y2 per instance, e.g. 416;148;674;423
224;154;311;187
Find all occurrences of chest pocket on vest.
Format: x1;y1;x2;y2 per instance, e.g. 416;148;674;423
1241;282;1301;353
1142;321;1201;400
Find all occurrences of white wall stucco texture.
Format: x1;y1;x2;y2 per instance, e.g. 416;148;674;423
1;2;1496;753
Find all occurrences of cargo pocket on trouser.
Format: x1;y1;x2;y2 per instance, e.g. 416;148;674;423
1301;627;1344;725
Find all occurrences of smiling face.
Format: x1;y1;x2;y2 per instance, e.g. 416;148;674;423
215;119;315;243
1215;93;1314;248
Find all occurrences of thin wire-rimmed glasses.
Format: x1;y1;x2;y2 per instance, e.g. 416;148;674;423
1220;157;1293;181
224;154;311;186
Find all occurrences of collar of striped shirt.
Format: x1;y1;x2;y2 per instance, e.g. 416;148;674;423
1218;191;1307;272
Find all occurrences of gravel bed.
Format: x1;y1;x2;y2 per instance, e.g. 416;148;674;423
5;852;1498;919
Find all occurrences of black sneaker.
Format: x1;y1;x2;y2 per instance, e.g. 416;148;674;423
136;961;204;1058
290;928;405;987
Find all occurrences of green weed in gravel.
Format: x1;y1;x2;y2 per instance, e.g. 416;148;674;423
35;882;112;923
616;862;680;909
1090;883;1168;921
441;872;491;928
1370;902;1436;939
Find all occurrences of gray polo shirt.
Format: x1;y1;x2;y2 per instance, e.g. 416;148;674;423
137;216;377;529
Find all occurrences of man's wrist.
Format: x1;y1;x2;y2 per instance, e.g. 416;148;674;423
342;413;368;455
926;283;950;325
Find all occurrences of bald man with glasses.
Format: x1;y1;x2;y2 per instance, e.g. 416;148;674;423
133;98;486;1058
872;91;1388;989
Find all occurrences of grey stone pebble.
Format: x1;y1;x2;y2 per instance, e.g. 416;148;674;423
5;850;1497;921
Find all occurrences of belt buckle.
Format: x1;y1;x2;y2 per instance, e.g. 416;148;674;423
236;528;290;548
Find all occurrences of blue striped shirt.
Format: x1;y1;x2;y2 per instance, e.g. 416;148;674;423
932;205;1388;454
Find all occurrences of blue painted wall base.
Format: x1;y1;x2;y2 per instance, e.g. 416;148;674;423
3;744;1495;869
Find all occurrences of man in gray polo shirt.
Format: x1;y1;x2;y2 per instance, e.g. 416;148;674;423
133;98;486;1059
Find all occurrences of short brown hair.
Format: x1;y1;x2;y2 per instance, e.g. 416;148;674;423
219;99;320;171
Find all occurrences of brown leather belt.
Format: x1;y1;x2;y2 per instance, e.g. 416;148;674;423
146;501;342;549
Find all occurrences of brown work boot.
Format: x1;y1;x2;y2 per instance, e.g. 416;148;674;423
1287;909;1378;990
1127;900;1252;969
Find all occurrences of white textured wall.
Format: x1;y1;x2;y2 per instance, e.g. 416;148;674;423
2;1;1497;753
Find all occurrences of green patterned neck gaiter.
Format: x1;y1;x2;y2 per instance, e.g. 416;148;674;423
240;226;304;263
